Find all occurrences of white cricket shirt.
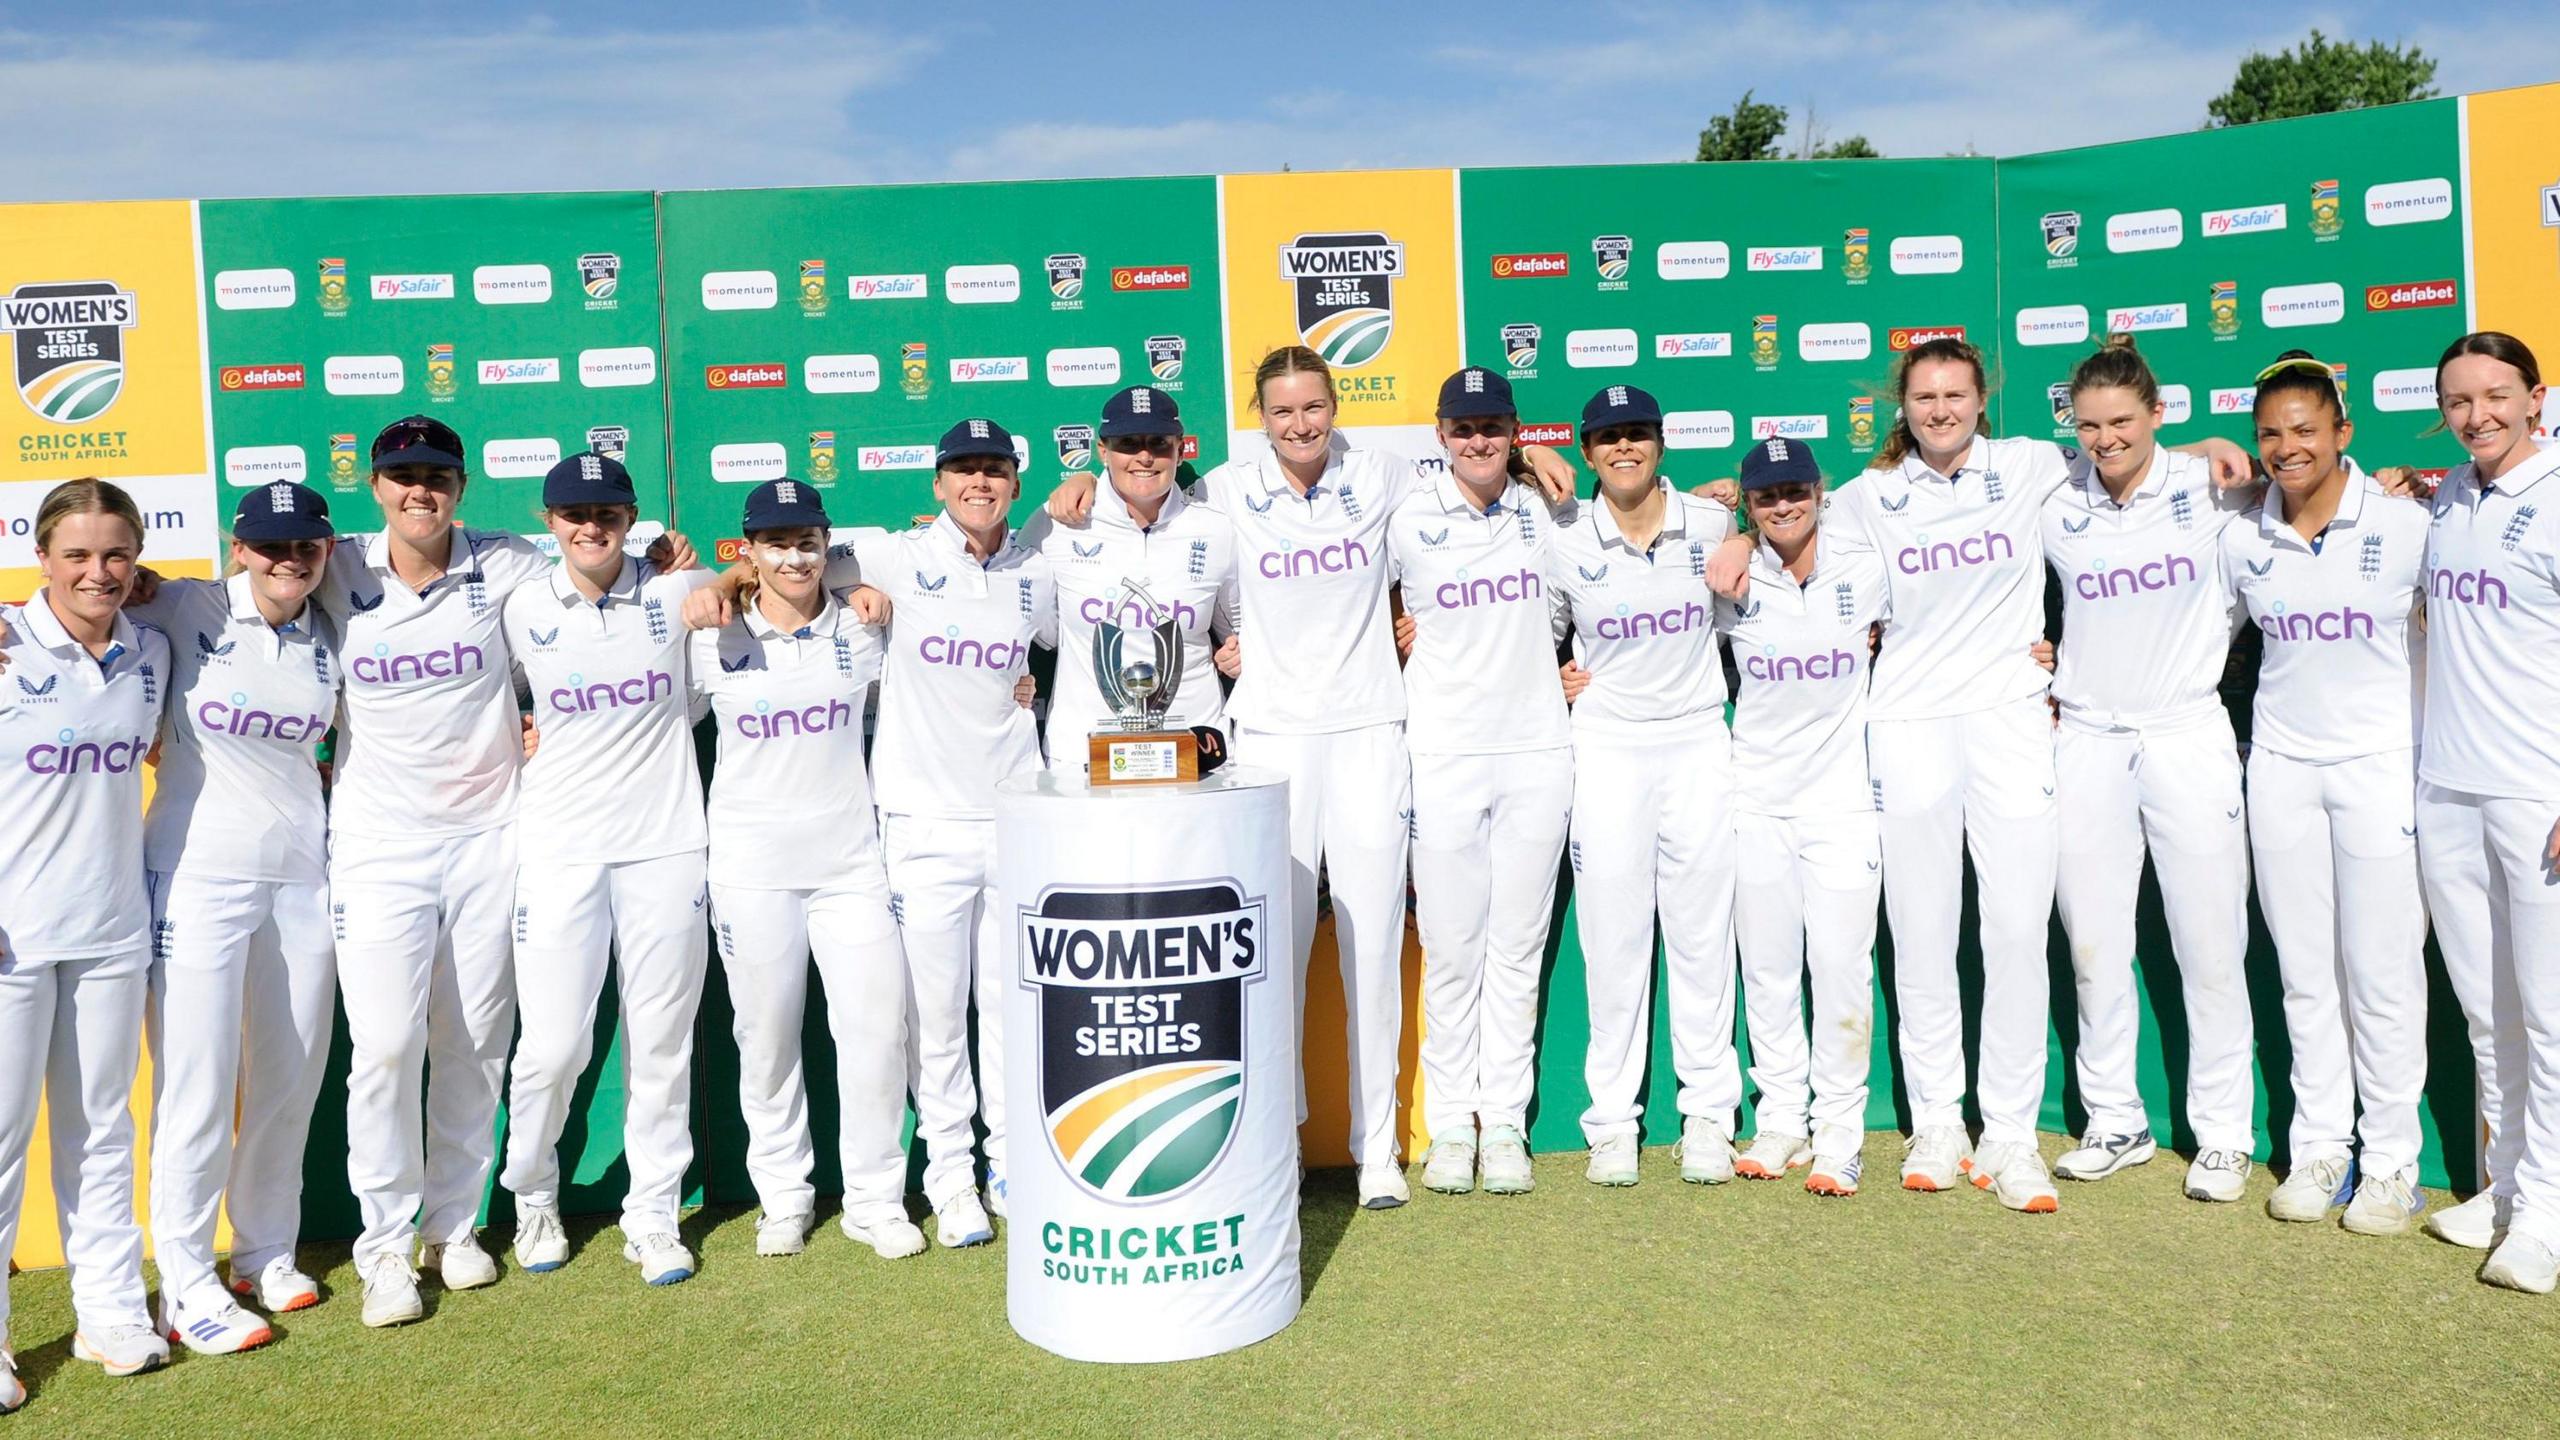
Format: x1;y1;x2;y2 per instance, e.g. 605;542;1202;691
691;589;888;890
2420;443;2560;798
2041;446;2250;730
0;593;167;966
1387;473;1570;757
1551;479;1734;735
137;574;341;882
1719;540;1890;817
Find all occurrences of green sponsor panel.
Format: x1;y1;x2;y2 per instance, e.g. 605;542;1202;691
198;192;666;535
660;180;1226;551
1458;159;2000;483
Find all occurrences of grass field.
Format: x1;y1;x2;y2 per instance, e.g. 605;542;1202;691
7;1133;2558;1438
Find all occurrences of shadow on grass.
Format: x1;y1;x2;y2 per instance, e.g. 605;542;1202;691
1296;1167;1359;1300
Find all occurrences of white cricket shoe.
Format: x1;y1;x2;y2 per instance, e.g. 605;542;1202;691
1358;1160;1412;1209
2267;1152;2355;1223
2343;1169;2426;1237
231;1255;321;1313
357;1254;423;1328
2054;1129;2158;1182
1969;1139;2060;1214
2482;1233;2560;1294
1584;1134;1640;1187
936;1192;995;1248
164;1293;274;1356
1480;1125;1535;1195
1901;1125;1970;1192
840;1207;928;1260
1733;1131;1810;1181
1674;1117;1736;1185
1;1345;22;1412
2426;1190;2509;1250
622;1232;695;1286
985;1170;1009;1220
1421;1131;1477;1195
756;1211;813;1257
515;1204;571;1273
1805;1126;1865;1198
2185;1148;2253;1203
71;1323;169;1377
422;1233;499;1290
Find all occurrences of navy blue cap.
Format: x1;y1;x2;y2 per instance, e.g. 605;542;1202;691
1436;366;1516;420
935;417;1018;467
542;450;638;508
1739;435;1823;490
1099;385;1182;439
232;480;333;542
741;477;832;534
370;414;464;472
1580;384;1664;431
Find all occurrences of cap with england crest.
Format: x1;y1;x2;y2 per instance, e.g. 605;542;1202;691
1739;435;1823;490
1436;366;1517;420
542;450;639;509
1581;383;1664;430
1099;385;1183;439
232;480;334;542
741;477;833;534
369;414;466;472
935;417;1019;467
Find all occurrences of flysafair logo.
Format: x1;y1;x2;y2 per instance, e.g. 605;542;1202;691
1055;423;1095;471
2210;279;2241;338
2042;211;2081;266
1849;395;1876;451
799;259;828;316
2;281;138;423
2311;178;2342;238
808;430;838;483
1023;881;1264;1202
900;340;931;398
1502;322;1540;376
1145;334;1185;384
1751;315;1779;369
1843;227;1871;281
318;257;349;314
580;252;621;307
425;342;457;401
1047;253;1087;308
1280;232;1403;369
328;433;360;490
1592;234;1631;289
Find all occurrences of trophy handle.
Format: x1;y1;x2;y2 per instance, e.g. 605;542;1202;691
1148;616;1182;718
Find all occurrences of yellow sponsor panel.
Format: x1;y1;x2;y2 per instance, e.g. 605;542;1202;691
2466;81;2560;403
1220;170;1460;431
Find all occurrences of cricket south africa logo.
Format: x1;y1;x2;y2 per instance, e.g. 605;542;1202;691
1024;881;1267;1201
3;281;138;422
1280;232;1403;369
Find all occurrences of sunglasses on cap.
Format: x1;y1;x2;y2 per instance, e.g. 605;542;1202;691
2253;355;2349;413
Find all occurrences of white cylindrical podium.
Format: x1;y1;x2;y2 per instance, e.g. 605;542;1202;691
995;766;1300;1364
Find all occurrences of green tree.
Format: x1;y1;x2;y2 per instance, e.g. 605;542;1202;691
1813;134;1880;158
2206;29;2438;126
1695;89;1789;161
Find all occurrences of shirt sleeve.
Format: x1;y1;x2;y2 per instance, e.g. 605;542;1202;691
480;532;556;597
123;577;214;636
1031;567;1060;649
1820;476;1876;552
846;530;899;593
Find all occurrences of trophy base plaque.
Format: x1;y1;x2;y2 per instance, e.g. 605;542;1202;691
1089;728;1200;787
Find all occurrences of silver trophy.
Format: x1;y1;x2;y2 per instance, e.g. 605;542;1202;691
1093;581;1184;730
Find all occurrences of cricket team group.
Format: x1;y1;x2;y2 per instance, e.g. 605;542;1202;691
2;317;2556;1408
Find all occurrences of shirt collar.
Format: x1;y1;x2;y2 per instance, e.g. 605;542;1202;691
2076;444;2170;508
547;553;645;607
742;589;846;641
928;511;1016;566
224;569;312;630
24;587;138;659
1590;478;1692;551
1432;469;1523;517
1093;476;1187;533
1899;435;1988;486
1258;437;1351;496
2260;458;2373;540
2477;443;2560;498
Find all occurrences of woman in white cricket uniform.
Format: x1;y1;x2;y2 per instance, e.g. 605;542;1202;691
131;482;341;1355
1549;385;1741;1189
1019;385;1237;772
1392;367;1572;1198
499;451;721;1287
2413;331;2560;1293
0;480;174;1397
2223;353;2430;1234
1719;438;1890;1197
692;480;921;1261
2039;337;2260;1205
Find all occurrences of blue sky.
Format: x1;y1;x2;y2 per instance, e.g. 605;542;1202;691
5;1;2552;200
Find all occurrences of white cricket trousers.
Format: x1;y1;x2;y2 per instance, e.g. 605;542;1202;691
1572;722;1739;1144
2418;782;2560;1243
1234;721;1413;1169
2054;710;2257;1152
0;950;150;1340
332;824;519;1265
1735;809;1883;1140
881;813;1005;1209
144;870;336;1304
1412;747;1573;1139
1868;695;2058;1147
711;878;910;1219
502;850;710;1240
2249;748;2427;1179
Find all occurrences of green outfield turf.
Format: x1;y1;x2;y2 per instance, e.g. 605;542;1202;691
7;1134;2557;1439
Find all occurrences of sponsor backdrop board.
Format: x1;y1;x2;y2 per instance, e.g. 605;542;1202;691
196;192;666;536
1995;100;2467;461
660;179;1225;557
0;199;221;596
2465;82;2560;439
1459;159;1998;484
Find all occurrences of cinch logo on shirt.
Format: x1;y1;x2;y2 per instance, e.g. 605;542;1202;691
1595;601;1709;639
1745;647;1860;681
2073;552;2199;599
1257;538;1372;579
350;641;487;685
547;669;675;713
1895;529;2017;574
1435;568;1542;608
196;696;330;742
24;731;148;775
919;631;1027;669
735;697;857;739
1080;595;1200;631
2258;606;2377;641
2430;566;2510;610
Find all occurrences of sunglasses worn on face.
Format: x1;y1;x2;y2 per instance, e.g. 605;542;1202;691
1107;436;1178;456
1444;421;1514;440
